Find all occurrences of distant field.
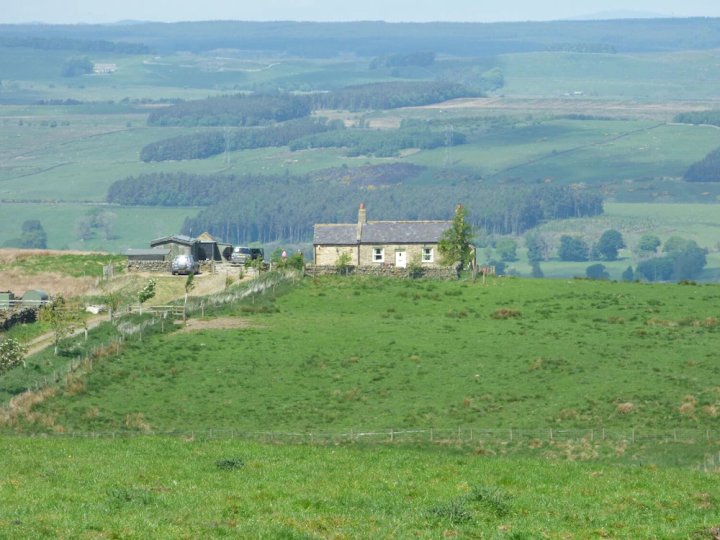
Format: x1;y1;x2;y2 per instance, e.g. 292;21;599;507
500;49;720;100
0;203;195;251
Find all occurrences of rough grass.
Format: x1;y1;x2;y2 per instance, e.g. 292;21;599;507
0;436;718;539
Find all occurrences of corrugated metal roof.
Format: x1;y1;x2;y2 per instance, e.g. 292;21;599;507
313;224;357;245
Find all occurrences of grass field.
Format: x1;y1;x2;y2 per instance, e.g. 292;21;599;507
0;203;196;251
500;49;720;100
1;436;718;538
7;276;720;436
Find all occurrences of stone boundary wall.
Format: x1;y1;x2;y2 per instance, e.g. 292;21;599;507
126;260;217;274
0;307;38;331
305;265;458;279
126;261;171;273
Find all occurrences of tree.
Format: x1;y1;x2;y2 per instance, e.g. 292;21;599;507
525;233;548;263
621;266;635;282
586;263;610;280
637;234;661;255
530;261;544;278
39;295;78;356
335;252;352;275
636;257;674;282
595;229;625;261
19;220;47;248
439;205;474;269
495;238;518;262
558;235;589;262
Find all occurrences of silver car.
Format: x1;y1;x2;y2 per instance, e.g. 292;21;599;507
171;254;199;275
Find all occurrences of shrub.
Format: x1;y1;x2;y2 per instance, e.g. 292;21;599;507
0;337;27;373
491;308;522;319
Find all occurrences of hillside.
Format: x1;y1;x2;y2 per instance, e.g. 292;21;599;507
3;274;720;537
9;276;720;434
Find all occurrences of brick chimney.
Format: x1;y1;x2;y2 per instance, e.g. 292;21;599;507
356;203;366;241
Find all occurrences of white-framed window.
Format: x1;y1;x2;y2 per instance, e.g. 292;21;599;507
373;247;384;262
422;247;434;263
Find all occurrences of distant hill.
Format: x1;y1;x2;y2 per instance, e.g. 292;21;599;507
2;18;720;56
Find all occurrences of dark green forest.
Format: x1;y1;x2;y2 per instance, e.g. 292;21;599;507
684;146;720;182
146;94;313;127
673;110;720;127
140;118;340;162
289;128;466;157
106;169;602;243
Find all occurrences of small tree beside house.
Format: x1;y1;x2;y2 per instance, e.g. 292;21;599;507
438;204;475;269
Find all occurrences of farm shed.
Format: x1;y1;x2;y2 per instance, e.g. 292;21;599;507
150;235;199;259
22;289;50;307
0;291;15;309
196;232;231;262
123;248;171;262
313;204;454;268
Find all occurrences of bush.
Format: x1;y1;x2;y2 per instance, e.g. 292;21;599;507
0;337;27;373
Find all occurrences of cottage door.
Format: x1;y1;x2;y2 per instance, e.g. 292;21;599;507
395;250;407;268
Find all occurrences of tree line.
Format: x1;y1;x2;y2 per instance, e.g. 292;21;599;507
146;94;313;127
0;36;150;54
106;169;603;244
288;128;466;157
140;118;340;162
673;110;720;127
146;82;480;128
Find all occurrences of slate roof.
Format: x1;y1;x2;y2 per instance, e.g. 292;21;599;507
313;224;357;245
313;221;450;245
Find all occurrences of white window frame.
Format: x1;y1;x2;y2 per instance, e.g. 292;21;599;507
422;247;434;263
372;247;384;263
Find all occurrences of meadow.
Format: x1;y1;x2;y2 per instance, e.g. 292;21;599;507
1;436;718;538
8;276;720;438
2;274;720;537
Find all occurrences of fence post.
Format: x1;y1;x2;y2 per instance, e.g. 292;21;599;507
509;428;513;442
430;429;433;442
390;429;394;442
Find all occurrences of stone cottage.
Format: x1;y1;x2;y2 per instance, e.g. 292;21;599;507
313;204;453;268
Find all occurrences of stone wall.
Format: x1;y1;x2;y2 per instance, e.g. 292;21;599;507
305;265;458;280
126;260;218;274
126;260;171;273
0;307;38;331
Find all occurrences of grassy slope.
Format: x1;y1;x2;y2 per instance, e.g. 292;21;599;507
1;436;717;538
19;277;720;435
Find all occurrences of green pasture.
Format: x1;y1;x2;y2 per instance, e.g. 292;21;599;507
500;49;720;100
0;203;195;251
1;437;717;539
13;277;720;435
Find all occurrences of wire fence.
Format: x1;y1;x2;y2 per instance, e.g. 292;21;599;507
8;426;720;446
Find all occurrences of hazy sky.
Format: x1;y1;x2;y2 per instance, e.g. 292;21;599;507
3;0;720;25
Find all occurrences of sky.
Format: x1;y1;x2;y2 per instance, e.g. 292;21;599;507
2;0;720;25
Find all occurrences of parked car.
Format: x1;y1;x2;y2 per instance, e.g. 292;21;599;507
230;246;264;265
171;254;199;275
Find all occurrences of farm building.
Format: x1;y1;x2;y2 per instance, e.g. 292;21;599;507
313;204;456;268
150;235;199;259
148;233;230;262
21;289;50;307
